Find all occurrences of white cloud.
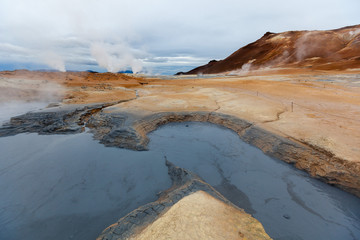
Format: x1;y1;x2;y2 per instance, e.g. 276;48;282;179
0;43;30;54
144;56;209;66
0;0;359;73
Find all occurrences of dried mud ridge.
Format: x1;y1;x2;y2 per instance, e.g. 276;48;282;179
0;101;128;136
0;103;359;199
97;160;250;240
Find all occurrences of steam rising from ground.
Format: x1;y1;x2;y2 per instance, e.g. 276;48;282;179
295;32;320;61
293;31;357;61
0;77;65;125
229;60;255;75
10;40;145;73
228;27;360;76
0;101;48;126
41;51;66;72
90;42;143;73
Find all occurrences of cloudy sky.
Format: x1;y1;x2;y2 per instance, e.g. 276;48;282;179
0;0;359;74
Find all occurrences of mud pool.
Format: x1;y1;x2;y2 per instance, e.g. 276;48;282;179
0;122;359;240
150;123;360;240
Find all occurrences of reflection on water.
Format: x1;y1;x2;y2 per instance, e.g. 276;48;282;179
149;122;360;240
0;122;359;240
0;133;171;240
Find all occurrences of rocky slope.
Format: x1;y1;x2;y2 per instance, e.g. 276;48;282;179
182;25;360;74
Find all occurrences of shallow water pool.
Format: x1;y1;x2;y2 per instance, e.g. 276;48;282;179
149;123;360;240
0;122;359;240
0;133;171;239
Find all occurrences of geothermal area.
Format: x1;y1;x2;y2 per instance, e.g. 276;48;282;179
1;25;360;240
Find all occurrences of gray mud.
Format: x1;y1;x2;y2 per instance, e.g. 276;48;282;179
148;122;360;240
0;133;171;240
1;110;360;239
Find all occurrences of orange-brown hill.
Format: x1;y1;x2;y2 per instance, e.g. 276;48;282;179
183;25;360;75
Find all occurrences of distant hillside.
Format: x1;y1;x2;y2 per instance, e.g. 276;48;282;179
181;25;360;75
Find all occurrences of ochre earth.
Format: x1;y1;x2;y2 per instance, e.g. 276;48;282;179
128;191;270;240
1;69;359;166
1;69;359;239
97;160;272;239
184;25;360;74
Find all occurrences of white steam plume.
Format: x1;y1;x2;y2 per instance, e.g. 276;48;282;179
295;32;313;61
228;59;255;75
294;31;341;61
41;51;66;72
0;77;65;126
90;42;143;73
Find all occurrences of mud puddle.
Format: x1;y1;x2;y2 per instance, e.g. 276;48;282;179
0;133;171;240
0;122;359;240
149;122;360;240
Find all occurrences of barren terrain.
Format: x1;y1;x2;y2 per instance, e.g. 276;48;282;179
2;69;359;163
1;68;360;239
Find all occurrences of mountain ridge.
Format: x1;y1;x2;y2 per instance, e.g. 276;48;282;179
180;24;360;75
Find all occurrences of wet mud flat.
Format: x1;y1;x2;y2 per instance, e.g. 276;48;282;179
148;123;360;240
0;132;171;240
2;102;358;197
0;104;360;239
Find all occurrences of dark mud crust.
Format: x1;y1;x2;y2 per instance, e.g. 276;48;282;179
88;110;360;198
1;106;359;198
96;160;239;240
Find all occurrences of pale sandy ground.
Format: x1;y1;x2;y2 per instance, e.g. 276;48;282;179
1;70;359;162
128;191;271;240
112;72;360;163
